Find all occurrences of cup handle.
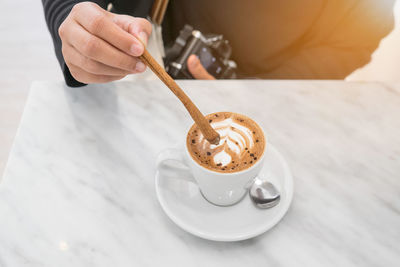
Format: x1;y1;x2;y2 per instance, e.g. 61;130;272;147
156;148;196;183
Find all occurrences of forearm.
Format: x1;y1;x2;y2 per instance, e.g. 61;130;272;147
41;0;108;86
256;0;395;80
258;45;376;80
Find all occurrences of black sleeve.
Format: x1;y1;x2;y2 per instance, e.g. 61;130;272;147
41;0;109;87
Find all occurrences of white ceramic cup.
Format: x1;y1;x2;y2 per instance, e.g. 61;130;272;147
157;128;266;206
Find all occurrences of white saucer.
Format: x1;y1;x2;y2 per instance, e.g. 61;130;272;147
155;144;294;242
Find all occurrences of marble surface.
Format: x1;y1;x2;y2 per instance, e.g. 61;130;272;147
0;80;399;266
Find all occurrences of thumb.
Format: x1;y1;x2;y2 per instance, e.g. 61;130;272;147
187;55;216;80
112;15;152;47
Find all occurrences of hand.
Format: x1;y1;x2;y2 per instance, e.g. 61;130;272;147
187;54;215;80
58;2;152;84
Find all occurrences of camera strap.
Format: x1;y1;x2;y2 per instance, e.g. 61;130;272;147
150;0;169;25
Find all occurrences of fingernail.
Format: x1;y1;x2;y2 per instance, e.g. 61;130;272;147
138;32;148;46
135;61;146;72
130;42;143;56
190;55;199;68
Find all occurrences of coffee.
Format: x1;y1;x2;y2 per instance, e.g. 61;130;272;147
187;112;265;173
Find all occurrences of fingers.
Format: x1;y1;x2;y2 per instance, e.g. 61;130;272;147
62;43;139;76
58;2;152;84
187;55;216;80
68;63;126;84
70;2;146;56
61;20;145;72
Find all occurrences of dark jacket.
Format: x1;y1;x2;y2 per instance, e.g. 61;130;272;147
42;0;395;87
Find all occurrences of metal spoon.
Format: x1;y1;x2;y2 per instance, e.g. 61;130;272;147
249;178;281;209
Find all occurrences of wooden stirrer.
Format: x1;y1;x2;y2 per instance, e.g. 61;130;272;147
139;49;220;145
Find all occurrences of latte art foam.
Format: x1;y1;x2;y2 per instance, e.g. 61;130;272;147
200;118;254;166
187;112;265;173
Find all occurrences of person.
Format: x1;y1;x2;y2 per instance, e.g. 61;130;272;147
42;0;395;87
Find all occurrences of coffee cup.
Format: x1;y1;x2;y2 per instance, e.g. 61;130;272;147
157;112;266;206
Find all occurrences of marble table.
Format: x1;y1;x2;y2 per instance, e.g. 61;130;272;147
0;80;399;267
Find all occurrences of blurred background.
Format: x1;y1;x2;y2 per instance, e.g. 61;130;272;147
0;0;400;175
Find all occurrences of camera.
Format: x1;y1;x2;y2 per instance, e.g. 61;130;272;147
164;25;237;79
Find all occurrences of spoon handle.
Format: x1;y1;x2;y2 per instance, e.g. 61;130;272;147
139;49;220;144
